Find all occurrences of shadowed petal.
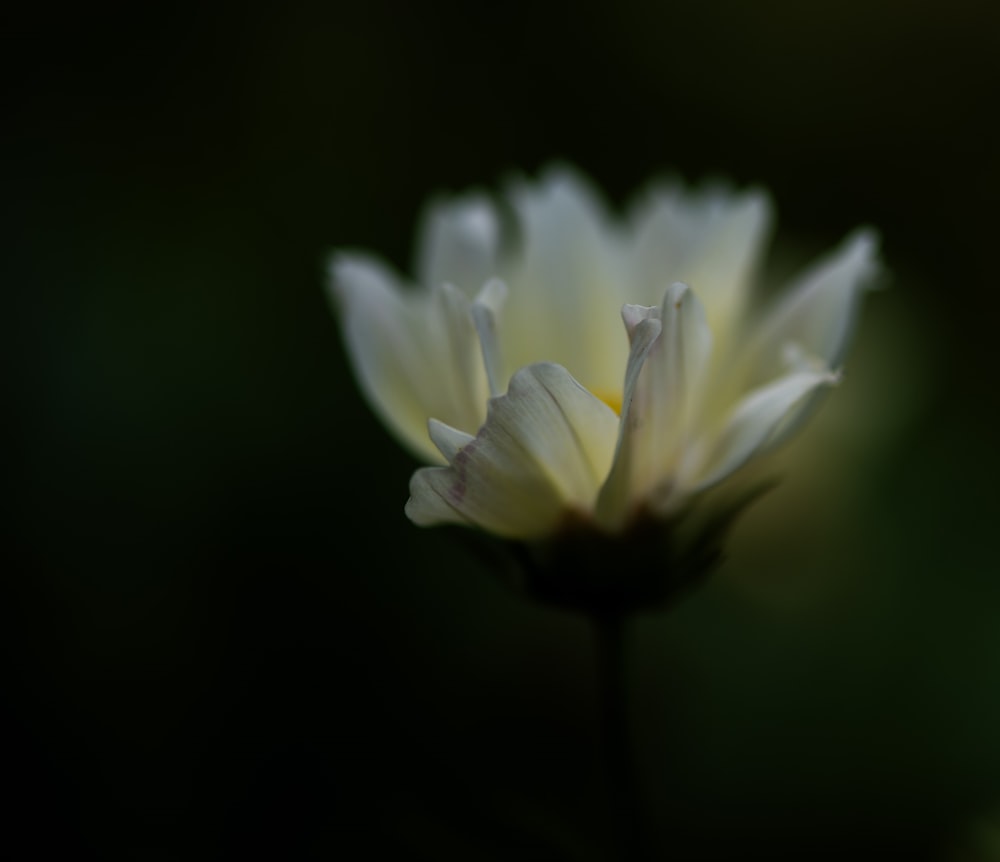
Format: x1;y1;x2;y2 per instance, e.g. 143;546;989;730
629;183;772;345
747;229;880;383
470;279;508;397
595;285;714;527
406;363;620;538
329;254;489;462
501;166;629;395
415;194;500;296
696;369;838;490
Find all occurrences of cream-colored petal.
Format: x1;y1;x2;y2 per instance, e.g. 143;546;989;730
595;286;713;528
405;363;620;539
594;308;662;530
501;166;629;395
629;183;772;345
746;229;879;383
428;418;474;462
329;254;489;462
415;194;500;296
432;282;491;429
470;279;508;397
756;341;840;449
655;282;714;433
696;369;838;490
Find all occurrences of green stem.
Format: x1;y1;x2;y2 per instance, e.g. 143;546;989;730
592;611;646;861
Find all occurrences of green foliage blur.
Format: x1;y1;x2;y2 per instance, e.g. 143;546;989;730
6;0;1000;858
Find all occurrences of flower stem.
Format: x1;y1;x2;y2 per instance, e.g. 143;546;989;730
591;610;647;861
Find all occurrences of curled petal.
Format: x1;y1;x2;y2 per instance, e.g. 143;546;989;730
406;363;620;539
594;310;661;529
596;285;713;528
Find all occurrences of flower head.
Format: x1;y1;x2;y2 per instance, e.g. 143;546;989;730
329;166;879;547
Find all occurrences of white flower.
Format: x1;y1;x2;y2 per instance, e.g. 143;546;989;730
329;166;879;541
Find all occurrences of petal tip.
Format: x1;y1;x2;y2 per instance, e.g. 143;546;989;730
849;227;886;291
666;281;691;305
326;252;398;306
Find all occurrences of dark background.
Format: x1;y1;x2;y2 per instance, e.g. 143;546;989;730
6;1;1000;859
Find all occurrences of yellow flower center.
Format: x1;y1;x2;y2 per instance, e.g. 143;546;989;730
594;389;623;416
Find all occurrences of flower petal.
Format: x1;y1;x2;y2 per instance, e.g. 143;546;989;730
329;254;489;462
595;285;714;527
433;281;491;428
696;369;838;490
405;363;620;538
428;418;474;462
415;194;500;296
655;282;715;429
629;183;772;346
594;309;662;529
501;166;629;395
470;278;508;397
747;228;880;382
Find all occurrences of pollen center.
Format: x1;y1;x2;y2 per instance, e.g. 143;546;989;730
594;389;623;416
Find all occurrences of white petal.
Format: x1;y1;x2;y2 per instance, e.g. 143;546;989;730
405;363;620;538
595;286;714;527
629;183;772;344
594;310;661;528
329;254;488;462
747;229;880;382
470;278;508;397
757;341;840;448
415;194;500;296
656;282;714;427
433;282;491;428
428;418;474;462
696;369;838;490
501;166;629;395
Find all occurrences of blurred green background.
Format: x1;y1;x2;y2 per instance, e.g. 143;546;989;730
5;0;1000;859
